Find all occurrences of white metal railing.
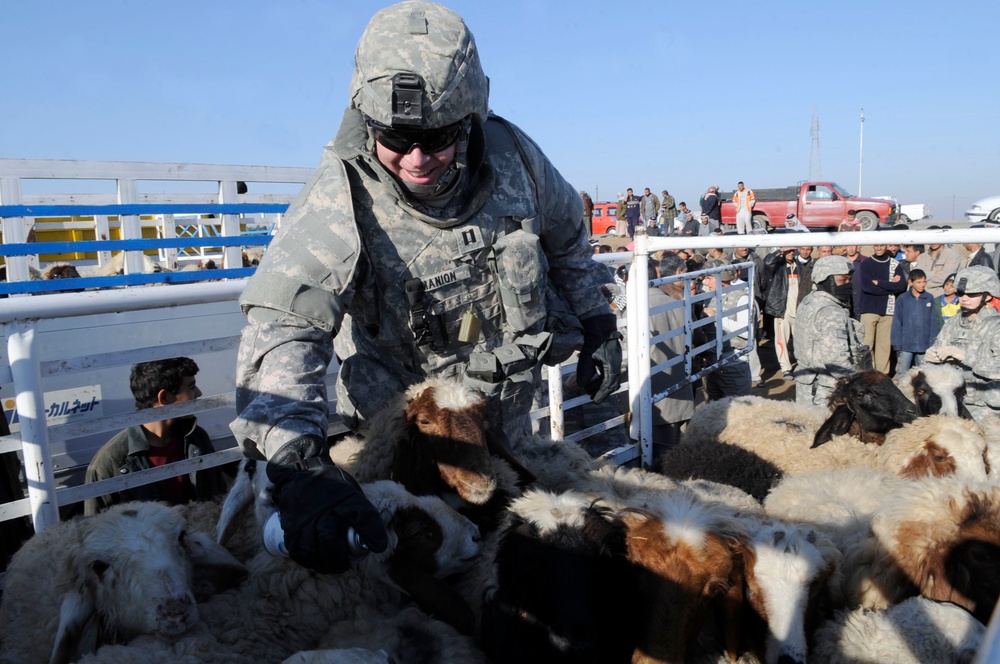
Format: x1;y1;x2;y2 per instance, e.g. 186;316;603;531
0;158;312;285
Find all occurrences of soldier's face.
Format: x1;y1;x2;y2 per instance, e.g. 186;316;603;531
375;142;457;187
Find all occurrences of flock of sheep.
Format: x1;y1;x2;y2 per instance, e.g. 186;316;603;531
0;365;997;663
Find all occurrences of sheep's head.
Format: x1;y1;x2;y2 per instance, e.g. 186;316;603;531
393;381;497;506
812;371;920;447
363;481;482;635
875;480;1000;624
623;495;746;663
51;502;246;664
901;363;974;419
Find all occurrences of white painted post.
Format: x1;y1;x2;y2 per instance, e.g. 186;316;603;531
630;227;653;468
7;323;60;531
218;181;242;269
0;175;32;289
94;215;113;267
546;364;565;441
117;178;145;276
160;214;178;269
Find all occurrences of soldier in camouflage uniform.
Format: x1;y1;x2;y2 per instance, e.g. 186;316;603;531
924;266;1000;422
793;256;872;406
230;1;620;573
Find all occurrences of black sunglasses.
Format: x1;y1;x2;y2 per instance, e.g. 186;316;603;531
367;119;463;154
955;290;984;298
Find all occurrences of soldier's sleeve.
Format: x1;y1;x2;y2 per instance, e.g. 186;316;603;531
508;124;612;320
231;148;362;460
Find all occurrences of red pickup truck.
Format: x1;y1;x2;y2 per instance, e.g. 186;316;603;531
590;202;619;235
720;181;898;231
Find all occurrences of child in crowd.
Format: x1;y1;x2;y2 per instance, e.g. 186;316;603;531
937;273;961;325
891;269;939;376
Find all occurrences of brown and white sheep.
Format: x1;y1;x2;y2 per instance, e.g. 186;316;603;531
0;502;247;664
328;378;534;530
666;411;991;500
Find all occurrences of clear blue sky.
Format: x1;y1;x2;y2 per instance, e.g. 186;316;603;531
3;0;997;220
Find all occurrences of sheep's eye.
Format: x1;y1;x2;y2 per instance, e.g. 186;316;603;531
419;419;431;426
90;560;110;578
916;389;927;396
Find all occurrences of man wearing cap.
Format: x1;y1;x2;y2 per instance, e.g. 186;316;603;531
658;190;677;235
793;256;871;406
231;1;620;574
701;260;753;399
924;266;1000;421
696;213;719;237
700;185;721;225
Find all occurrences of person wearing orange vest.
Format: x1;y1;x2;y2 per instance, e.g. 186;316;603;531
733;181;755;235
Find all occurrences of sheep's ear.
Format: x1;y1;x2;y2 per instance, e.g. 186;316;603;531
959;403;975;420
485;430;536;487
387;557;476;636
50;588;100;664
183;530;248;595
813;406;855;448
217;459;258;546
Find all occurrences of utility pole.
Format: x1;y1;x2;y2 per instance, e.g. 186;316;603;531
809;106;822;180
858;108;865;196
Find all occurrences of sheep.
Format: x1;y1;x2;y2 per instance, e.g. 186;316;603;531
197;479;484;662
480;489;639;663
0;502;248;664
898;362;974;419
313;605;487;663
681;371;920;456
864;477;1000;624
328;378;535;529
814;370;921;446
810;596;985;664
666;412;991;501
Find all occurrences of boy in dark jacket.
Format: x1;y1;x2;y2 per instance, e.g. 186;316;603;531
891;269;940;376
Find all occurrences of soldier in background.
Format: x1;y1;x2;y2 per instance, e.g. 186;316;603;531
231;1;620;574
924;266;1000;422
793;256;871;406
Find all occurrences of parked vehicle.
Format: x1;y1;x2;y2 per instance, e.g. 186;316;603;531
590;201;618;235
899;203;931;224
719;181;898;231
965;194;1000;224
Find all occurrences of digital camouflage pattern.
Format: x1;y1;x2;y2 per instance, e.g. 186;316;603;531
925;305;1000;421
350;1;490;128
793;290;870;406
233;108;611;459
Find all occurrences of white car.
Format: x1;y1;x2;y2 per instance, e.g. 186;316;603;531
965;194;1000;223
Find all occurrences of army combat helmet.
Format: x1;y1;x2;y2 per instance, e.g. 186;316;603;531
350;1;490;130
811;255;854;283
954;266;1000;298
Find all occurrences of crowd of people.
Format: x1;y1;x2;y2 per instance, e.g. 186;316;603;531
593;217;1000;450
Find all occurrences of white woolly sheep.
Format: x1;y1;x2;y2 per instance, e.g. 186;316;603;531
0;502;247;664
198;479;483;662
669;412;991;500
682;372;920;453
314;605;486;663
810;596;984;664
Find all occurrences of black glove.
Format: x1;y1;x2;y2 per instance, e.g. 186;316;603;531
575;314;622;405
266;435;388;574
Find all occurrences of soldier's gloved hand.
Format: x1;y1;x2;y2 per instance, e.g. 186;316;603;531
576;314;623;405
937;345;966;362
266;435;387;574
